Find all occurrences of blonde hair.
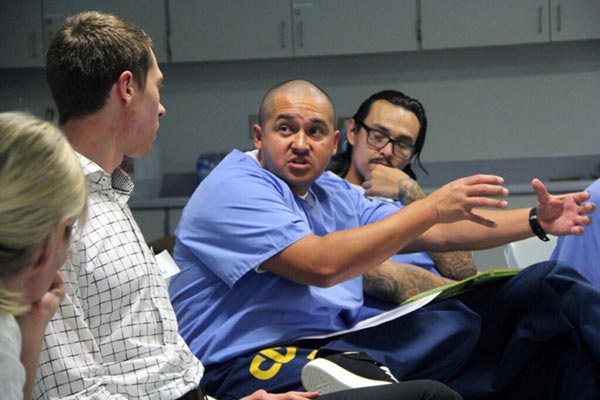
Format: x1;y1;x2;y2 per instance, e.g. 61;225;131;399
0;112;86;314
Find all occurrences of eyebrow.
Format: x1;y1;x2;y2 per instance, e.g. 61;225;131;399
275;114;329;126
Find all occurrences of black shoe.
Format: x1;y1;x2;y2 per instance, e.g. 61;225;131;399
302;351;399;394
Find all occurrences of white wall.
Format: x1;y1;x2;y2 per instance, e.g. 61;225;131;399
1;39;599;177
154;39;600;174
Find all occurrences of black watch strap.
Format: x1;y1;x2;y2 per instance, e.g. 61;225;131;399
529;207;550;242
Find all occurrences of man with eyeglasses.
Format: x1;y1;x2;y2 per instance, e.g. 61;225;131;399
170;79;600;399
329;90;477;304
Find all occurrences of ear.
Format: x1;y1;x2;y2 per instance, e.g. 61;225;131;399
32;219;69;272
253;123;263;151
31;235;52;272
116;70;135;105
346;118;358;146
331;129;341;156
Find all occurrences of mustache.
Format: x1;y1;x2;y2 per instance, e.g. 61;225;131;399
368;157;393;168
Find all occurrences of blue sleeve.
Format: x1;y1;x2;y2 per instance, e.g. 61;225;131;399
551;179;600;287
176;153;312;287
318;172;400;227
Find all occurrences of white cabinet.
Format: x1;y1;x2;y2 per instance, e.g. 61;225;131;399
0;1;44;68
549;0;600;42
169;0;294;62
420;0;600;50
420;0;549;50
42;0;169;62
169;0;419;63
291;0;418;57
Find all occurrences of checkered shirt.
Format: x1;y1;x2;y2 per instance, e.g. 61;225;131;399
34;153;202;399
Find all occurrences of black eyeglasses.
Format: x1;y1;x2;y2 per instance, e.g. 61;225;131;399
359;121;415;160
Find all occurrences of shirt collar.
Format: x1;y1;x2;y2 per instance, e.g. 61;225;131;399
244;149;315;205
76;152;134;196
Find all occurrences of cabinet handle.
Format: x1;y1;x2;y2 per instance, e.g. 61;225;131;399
279;21;287;48
297;21;304;48
537;6;542;34
30;31;38;58
556;4;561;32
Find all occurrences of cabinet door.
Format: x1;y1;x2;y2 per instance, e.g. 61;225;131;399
169;0;293;62
292;0;418;57
0;0;44;68
42;0;168;62
420;0;549;50
550;0;600;42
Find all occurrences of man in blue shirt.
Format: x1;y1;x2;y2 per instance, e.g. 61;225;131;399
170;79;598;399
329;89;478;303
552;178;600;287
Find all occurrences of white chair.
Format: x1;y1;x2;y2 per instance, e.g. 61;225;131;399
503;235;558;269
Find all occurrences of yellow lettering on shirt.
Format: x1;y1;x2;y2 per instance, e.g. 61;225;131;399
249;347;298;380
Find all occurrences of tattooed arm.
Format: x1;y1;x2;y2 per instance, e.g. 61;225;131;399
363;259;452;304
429;252;477;280
363;164;478;280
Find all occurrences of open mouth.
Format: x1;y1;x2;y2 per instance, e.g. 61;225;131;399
290;157;309;165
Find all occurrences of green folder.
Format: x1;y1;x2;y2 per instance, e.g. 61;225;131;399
401;268;522;305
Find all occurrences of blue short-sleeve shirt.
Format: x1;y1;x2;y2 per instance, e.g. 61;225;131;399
551;178;600;287
170;150;400;364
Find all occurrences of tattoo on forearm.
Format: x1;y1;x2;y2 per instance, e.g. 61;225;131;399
396;178;426;204
429;251;477;281
363;262;450;304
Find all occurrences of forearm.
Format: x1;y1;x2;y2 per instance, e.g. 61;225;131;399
429;251;478;280
406;208;532;253
18;317;48;400
262;199;439;287
395;177;426;204
363;260;452;304
265;175;515;287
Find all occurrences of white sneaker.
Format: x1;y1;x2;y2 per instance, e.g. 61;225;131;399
302;352;399;394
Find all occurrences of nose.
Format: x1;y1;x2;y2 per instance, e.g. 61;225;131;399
379;140;394;158
158;102;166;118
291;131;309;152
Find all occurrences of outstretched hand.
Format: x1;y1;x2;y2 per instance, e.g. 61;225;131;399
241;389;319;400
532;178;594;236
423;174;508;227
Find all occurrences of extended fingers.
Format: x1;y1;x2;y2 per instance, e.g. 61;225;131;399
462;174;505;186
466;210;498;228
466;196;508;209
531;178;551;203
580;200;595;214
574;214;592;228
574;191;593;204
465;183;509;199
457;175;508;197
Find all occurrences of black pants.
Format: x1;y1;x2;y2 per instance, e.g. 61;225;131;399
181;381;460;400
177;385;209;400
319;381;462;400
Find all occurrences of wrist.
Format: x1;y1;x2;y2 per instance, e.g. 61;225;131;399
528;207;550;242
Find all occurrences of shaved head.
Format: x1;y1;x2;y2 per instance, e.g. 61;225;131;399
258;79;336;126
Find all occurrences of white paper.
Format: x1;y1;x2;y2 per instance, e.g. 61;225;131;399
300;292;440;340
155;250;180;282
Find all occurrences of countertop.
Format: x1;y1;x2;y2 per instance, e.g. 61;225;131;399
130;154;599;209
